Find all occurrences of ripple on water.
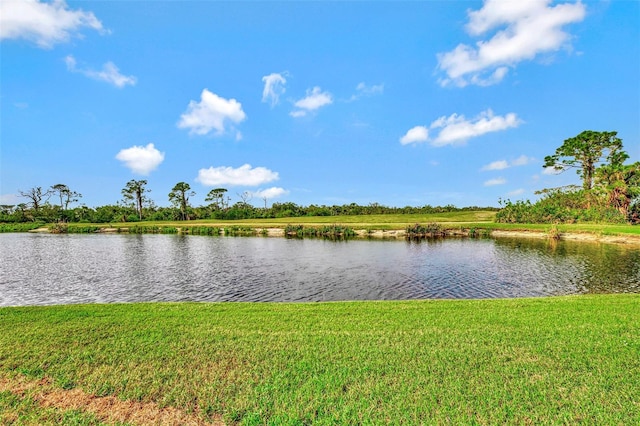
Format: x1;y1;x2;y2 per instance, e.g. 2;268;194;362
0;233;638;306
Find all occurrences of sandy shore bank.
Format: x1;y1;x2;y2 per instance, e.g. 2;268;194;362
28;226;640;245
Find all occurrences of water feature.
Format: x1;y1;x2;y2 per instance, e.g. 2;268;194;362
1;233;638;306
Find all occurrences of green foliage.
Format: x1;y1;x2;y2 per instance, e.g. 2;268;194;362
121;179;150;220
495;188;627;225
543;130;624;190
406;222;445;237
0;223;44;232
48;223;68;234
503;131;639;225
223;226;256;236
183;226;220;236
284;224;355;238
168;182;195;221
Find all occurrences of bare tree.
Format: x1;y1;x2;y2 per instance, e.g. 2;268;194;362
237;191;252;205
18;187;51;212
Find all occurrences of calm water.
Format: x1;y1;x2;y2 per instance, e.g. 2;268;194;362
1;233;639;307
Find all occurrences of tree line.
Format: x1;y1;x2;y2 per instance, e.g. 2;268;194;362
496;130;639;224
1;180;493;224
5;131;637;225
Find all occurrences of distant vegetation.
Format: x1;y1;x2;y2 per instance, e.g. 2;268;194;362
497;131;639;224
0;182;495;225
2;131;637;227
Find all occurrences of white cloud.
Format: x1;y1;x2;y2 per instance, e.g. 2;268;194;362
252;187;289;199
196;164;279;187
291;86;333;117
484;178;507;186
115;143;165;175
262;72;287;107
481;154;534;171
437;0;586;87
511;154;534;166
0;0;105;48
178;89;246;136
400;110;521;147
356;82;384;95
430;109;521;146
543;165;564;175
481;160;509;171
507;188;525;196
0;193;20;205
349;82;384;101
399;126;429;145
65;55;136;88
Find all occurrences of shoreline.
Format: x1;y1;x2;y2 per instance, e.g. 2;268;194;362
24;225;640;245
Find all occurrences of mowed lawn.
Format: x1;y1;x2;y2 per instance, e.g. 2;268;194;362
63;209;640;237
1;296;639;424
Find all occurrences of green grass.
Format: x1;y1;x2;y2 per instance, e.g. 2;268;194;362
62;210;640;237
1;296;638;424
4;210;640;238
0;390;115;425
0;223;44;233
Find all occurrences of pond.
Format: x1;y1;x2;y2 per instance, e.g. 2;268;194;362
1;233;639;307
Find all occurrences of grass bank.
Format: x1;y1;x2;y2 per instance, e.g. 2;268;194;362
19;209;639;240
1;296;638;424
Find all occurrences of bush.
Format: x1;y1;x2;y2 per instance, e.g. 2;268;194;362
496;187;628;224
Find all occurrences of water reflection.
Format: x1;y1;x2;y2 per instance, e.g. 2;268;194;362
0;233;638;307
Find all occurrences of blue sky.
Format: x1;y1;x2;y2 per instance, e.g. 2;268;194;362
1;0;638;209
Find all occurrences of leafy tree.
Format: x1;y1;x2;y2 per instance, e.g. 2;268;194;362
168;182;195;220
595;158;640;217
205;188;228;209
121;180;150;220
543;131;624;190
50;184;82;210
18;186;51;212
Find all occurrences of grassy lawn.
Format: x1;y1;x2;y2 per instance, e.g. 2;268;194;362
60;209;640;237
1;296;638;424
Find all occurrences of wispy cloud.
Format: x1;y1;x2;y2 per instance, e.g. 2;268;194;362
115;143;165;175
507;188;525;196
431;109;521;146
261;72;287;107
349;82;384;101
481;160;509;171
178;89;246;137
0;0;106;48
437;0;586;87
196;164;279;186
290;86;333;117
481;155;534;171
65;55;136;88
511;154;534;166
484;178;507;186
401;110;521;146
